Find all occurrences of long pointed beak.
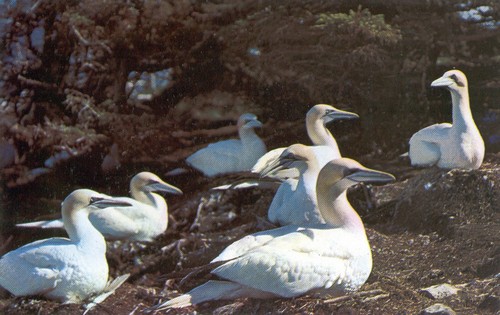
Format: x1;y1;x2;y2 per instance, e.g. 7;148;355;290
324;109;359;123
89;197;132;209
260;157;294;178
431;76;454;88
146;181;183;195
346;168;395;184
245;119;263;129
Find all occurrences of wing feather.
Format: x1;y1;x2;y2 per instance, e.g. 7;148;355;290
211;227;352;297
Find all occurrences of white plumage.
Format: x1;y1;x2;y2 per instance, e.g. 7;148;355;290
253;104;358;225
154;158;395;309
409;69;484;170
0;189;131;303
16;172;182;242
253;104;358;177
264;144;324;225
186;113;267;177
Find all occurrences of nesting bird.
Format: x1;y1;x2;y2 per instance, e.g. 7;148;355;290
0;189;131;303
185;113;267;177
409;70;484;170
252;104;358;225
253;104;358;179
262;144;324;225
154;158;395;309
16;172;182;242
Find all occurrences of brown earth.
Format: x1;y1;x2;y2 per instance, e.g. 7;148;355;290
0;153;498;315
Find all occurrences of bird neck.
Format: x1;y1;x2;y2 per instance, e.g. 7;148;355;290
300;163;319;198
63;209;106;252
307;117;338;148
132;190;167;213
451;89;476;131
317;187;365;233
239;127;261;146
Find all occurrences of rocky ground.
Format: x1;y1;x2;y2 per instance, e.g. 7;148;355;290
0;153;498;315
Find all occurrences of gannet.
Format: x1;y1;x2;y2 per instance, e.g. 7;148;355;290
252;105;358;225
185;113;267;177
409;70;484;169
153;158;395;309
16;172;182;242
0;189;131;303
213;104;359;191
252;104;358;179
262;144;324;225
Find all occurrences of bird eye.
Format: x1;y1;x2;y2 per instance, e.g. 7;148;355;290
147;179;158;185
90;197;104;203
346;168;361;176
450;74;465;87
283;153;297;161
324;109;338;117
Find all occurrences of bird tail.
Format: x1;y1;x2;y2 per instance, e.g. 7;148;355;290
153;280;272;310
211;179;281;191
16;219;64;229
156;293;193;309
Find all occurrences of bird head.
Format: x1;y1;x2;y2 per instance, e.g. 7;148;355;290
307;104;359;125
237;113;263;130
131;172;183;196
431;69;468;93
317;158;395;197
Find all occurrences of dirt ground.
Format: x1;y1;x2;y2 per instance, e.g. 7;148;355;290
0;152;498;315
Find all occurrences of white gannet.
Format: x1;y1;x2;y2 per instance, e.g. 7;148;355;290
409;70;485;170
16;172;182;242
262;144;324;225
252;104;359;179
0;189;131;303
185;113;267;177
252;105;358;226
153;158;395;309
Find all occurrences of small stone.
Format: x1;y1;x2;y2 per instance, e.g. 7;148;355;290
420;283;459;299
247;47;261;57
427;269;444;279
420;303;456;315
30;25;45;53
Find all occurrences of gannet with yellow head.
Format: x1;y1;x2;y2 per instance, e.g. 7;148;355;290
186;113;267;177
16;172;182;242
409;70;484;169
153;158;395;309
0;189;131;302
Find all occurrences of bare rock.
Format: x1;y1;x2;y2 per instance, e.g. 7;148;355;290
420;303;456;315
420;283;459;299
